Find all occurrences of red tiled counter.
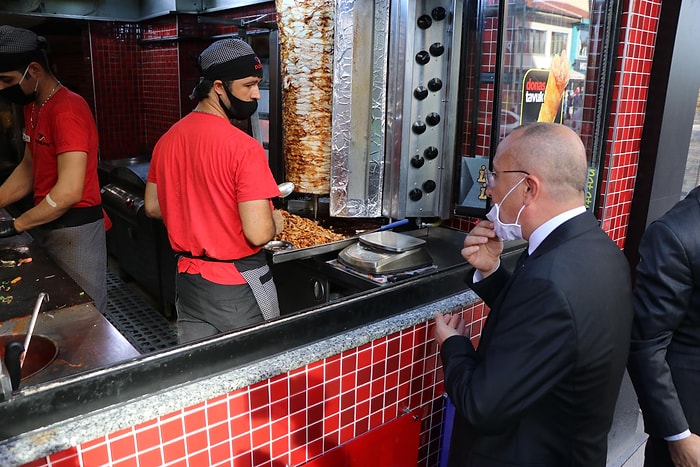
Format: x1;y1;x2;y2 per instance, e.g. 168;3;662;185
5;290;486;467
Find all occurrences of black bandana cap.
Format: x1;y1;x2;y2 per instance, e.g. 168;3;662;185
0;25;48;72
198;38;263;82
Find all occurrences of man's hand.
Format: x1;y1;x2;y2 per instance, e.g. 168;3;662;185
462;220;503;277
434;312;467;347
272;209;284;236
0;219;18;238
669;433;700;467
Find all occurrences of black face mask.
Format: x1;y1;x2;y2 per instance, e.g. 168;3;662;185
219;84;258;121
0;66;36;106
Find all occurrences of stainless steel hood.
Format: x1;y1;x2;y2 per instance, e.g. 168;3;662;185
0;0;270;23
0;0;142;22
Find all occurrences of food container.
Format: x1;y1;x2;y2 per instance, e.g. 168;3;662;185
263;240;295;252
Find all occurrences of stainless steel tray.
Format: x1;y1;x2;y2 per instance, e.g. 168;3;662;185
265;237;358;264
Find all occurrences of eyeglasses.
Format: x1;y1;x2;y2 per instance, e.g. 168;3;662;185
484;170;530;187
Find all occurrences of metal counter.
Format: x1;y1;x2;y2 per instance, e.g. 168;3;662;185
0;231;92;322
0;304;139;387
0;208;139;421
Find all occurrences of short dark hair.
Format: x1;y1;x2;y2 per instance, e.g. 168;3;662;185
189;77;215;101
189;78;237;103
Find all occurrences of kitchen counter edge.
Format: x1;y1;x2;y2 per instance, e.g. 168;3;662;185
0;289;481;466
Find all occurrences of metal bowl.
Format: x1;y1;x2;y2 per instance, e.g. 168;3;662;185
264;240;295;252
0;334;58;381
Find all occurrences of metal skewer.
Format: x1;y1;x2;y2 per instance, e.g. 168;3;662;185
20;292;49;368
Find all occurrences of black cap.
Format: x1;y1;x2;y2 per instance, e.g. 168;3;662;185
198;38;263;81
0;25;48;72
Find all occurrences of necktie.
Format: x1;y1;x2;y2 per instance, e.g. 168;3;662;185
515;248;529;269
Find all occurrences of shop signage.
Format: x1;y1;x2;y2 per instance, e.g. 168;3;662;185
521;68;565;124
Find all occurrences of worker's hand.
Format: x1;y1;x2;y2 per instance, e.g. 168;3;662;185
271;209;285;236
0;219;18;238
461;220;503;278
668;433;700;467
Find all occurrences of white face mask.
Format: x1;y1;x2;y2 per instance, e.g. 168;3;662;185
486;177;526;241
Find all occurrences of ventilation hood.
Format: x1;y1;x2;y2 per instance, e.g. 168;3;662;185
0;0;268;23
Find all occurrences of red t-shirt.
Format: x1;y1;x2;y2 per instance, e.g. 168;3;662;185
148;112;280;285
23;87;101;208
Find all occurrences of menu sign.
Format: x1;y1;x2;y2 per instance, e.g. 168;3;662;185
521;68;565;124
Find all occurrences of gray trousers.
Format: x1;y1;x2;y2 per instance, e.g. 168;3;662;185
37;219;108;313
175;272;265;343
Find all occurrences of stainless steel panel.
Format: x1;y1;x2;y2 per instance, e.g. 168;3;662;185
266;237;357;264
330;0;463;220
330;0;390;217
385;0;463;219
0;0;141;19
0;305;140;387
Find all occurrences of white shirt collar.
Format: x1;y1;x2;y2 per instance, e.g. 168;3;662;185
527;206;587;255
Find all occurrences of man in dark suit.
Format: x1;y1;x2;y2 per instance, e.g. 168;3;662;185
627;186;700;467
434;122;633;466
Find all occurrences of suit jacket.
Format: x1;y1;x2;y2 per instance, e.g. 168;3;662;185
627;186;700;440
441;212;633;467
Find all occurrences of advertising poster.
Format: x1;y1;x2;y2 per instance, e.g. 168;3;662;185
521;50;571;125
521;69;565;124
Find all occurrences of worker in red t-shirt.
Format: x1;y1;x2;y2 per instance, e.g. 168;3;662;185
145;38;284;343
0;25;108;313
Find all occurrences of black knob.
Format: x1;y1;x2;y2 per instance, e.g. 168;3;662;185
426;112;441;126
412;121;427;134
414;86;429;100
415;51;430;65
423;180;437;193
411;155;425;168
409;188;423;201
424;146;439;159
312;279;325;301
417;15;432;29
429;42;445;57
432;7;447;21
428;78;443;92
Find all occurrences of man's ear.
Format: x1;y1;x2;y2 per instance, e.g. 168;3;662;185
27;61;42;79
212;79;225;97
523;175;540;204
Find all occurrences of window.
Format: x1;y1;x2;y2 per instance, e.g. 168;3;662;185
524;29;546;54
551;32;568;56
457;0;618;216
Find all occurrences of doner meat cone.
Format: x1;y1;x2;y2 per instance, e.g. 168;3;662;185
537;51;570;122
276;0;334;195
